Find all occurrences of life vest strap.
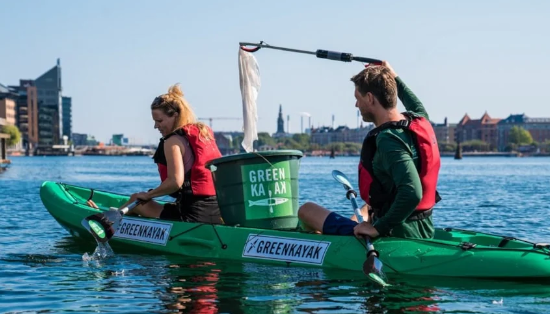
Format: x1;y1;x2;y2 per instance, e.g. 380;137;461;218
406;208;433;222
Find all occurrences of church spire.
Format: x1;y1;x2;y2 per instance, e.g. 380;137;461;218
276;104;285;133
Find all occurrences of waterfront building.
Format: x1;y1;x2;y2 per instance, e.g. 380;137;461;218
497;114;550;151
62;96;72;141
8;80;39;150
35;59;63;146
0;83;17;127
431;117;456;144
310;124;374;145
455;112;501;150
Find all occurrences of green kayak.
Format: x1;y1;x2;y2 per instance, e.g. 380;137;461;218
40;181;550;279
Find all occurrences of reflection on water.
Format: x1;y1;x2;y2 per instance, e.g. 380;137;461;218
3;233;550;313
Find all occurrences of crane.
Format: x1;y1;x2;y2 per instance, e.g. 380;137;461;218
198;117;242;129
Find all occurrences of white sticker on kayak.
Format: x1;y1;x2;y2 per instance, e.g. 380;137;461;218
114;217;172;246
242;234;331;265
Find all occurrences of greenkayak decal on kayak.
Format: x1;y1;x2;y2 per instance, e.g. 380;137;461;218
241;161;293;220
88;220;105;239
242;234;331;265
113;217;173;246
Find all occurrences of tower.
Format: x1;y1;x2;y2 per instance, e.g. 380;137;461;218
276;104;285;134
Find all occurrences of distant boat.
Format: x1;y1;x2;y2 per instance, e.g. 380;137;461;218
454;142;463;160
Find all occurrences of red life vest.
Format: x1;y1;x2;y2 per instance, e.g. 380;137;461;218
153;124;222;197
358;112;441;218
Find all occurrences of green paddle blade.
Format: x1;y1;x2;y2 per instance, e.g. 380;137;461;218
363;254;390;287
81;211;122;243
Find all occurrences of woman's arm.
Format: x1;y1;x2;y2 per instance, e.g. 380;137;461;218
145;136;185;199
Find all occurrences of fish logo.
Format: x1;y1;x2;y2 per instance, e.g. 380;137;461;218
248;190;289;213
246;238;259;253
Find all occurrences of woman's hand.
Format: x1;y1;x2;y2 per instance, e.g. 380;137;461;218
86;199;99;209
133;192;152;203
353;221;380;238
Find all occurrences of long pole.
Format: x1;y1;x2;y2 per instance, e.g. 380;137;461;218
239;42;382;64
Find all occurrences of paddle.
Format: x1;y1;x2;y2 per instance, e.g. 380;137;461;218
81;201;139;243
332;170;389;287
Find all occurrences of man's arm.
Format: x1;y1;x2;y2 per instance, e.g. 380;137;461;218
396;77;429;120
380;61;429;120
371;133;423;236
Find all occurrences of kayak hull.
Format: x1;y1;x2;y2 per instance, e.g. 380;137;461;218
40;181;550;279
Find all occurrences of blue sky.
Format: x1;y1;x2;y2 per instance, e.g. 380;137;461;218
1;0;549;144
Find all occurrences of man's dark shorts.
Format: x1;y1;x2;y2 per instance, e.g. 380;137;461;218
322;212;358;235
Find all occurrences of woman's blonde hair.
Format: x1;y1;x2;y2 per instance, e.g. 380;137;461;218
150;84;212;140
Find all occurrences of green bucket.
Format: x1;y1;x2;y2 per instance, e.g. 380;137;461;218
206;150;303;230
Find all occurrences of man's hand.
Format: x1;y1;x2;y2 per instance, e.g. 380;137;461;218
381;61;398;79
353;221;380;238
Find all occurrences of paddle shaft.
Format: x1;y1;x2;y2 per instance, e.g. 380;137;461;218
347;191;376;253
120;200;140;214
239;42;382;64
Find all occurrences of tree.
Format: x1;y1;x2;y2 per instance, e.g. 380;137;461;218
438;143;457;152
508;126;533;145
291;134;310;150
257;132;276;147
344;142;362;155
1;125;21;146
325;142;345;152
281;138;302;150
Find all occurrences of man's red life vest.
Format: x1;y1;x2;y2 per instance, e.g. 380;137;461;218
153;124;222;197
358;112;441;218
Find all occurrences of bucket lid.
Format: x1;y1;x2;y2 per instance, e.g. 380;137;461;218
206;150;303;167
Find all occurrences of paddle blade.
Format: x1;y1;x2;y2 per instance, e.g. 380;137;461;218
81;212;119;243
363;254;390;287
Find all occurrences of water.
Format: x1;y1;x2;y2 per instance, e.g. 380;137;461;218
1;156;550;313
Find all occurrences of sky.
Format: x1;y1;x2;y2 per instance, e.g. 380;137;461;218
1;0;549;144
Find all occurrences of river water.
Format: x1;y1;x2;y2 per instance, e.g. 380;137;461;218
1;155;550;313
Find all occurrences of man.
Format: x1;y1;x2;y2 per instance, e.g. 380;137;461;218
298;61;441;239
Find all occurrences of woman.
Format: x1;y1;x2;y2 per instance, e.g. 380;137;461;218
91;84;224;224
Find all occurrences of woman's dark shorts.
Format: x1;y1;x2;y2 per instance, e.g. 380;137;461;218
160;195;223;224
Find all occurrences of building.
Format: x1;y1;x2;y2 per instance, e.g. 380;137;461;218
62;96;72;141
72;133;88;146
431;117;456;144
72;133;99;146
455;112;501;150
71;133;99;146
35;59;63;146
0;130;9;166
310;124;374;145
0;113;10;167
112;134;124;146
9;80;39;150
0;83;17;127
497;114;550;151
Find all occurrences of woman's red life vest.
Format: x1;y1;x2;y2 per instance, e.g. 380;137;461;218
153;124;222;197
358;112;441;218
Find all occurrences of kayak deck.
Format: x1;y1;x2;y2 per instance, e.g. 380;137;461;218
40;181;550;279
